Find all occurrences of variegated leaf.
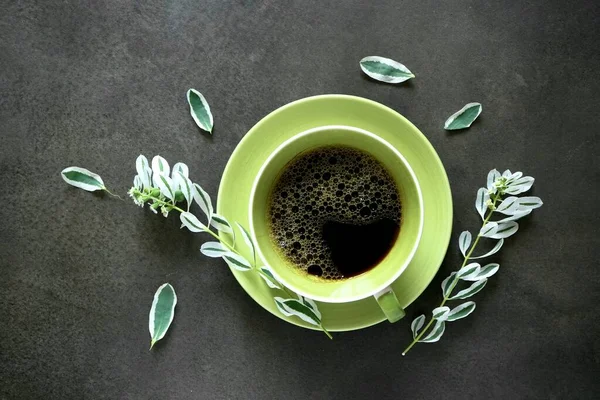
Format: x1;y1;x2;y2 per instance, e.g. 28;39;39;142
359;56;415;83
187;89;214;133
444;102;482;130
446;301;476;322
449;279;488;300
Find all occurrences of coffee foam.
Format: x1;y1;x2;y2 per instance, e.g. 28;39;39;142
268;146;402;279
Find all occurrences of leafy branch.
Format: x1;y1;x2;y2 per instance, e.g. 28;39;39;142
402;169;542;355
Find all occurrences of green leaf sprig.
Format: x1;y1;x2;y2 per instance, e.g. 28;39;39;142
129;155;332;339
402;169;542;355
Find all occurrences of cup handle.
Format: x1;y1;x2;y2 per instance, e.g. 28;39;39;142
374;287;406;323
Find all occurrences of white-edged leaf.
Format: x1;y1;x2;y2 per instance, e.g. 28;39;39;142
200;241;228;258
149;283;177;349
410;315;426;339
468;263;500;281
151;155;170;177
187;89;214;133
449;278;488;300
273;297;321;326
432;306;450;321
419;320;445;343
444;102;482;130
446;301;476;322
259;266;281;289
359;56;415;84
300;296;322;320
517;196;543;211
488;221;519;239
236;222;255;263
457;263;481;280
222;252;251;271
507;171;523;181
505;176;534;195
475;188;489;220
479;222;499;238
487;169;500;189
469;239;504;259
459;231;472;257
174;172;194;211
180;212;207;233
136;155;152;189
496;196;521;215
502;169;512;178
172;162;189;179
193;183;213;222
133;175;142;190
61;167;105;192
441;272;458;298
211;213;233;234
155;174;175;200
497;209;531;223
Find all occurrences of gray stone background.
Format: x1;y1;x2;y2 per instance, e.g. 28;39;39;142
1;1;599;399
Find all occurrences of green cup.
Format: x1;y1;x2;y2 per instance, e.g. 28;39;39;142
249;125;424;322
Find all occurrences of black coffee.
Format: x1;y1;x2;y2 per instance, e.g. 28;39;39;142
267;146;402;280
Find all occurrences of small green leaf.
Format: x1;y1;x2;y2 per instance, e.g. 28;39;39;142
200;241;228;258
222;252;252;271
446;301;476;322
475;187;489;220
258;266;281;289
299;296;322;320
274;297;321;326
459;231;471;257
211;213;233;234
469;239;504;259
61;167;105;192
149;283;177;349
187;89;214;133
236;222;255;263
441;272;458;298
180;212;207;233
488;221;519;239
444;102;482;130
432;306;450;321
359;56;414;83
410;315;426;339
449;278;488;300
419;320;445;343
151;155;170;177
193;183;213;223
456;263;481;280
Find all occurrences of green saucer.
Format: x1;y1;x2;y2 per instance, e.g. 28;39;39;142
217;95;452;332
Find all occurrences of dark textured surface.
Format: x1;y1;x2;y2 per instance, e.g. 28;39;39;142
1;0;599;398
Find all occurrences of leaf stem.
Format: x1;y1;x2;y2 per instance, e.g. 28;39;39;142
402;192;501;356
103;187;124;201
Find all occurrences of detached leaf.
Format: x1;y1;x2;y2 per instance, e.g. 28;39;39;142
459;231;472;257
61;167;105;192
444;102;482;130
432;306;450;321
236;223;256;263
446;301;476;322
259;266;281;289
359;56;414;84
469;238;504;259
211;213;234;234
187;89;214;133
193;183;213;223
151;155;170;177
419;320;445;343
410;315;426;339
479;222;499;238
180;212;207;233
441;272;458;298
149;283;177;349
488;221;519;239
222;252;252;271
200;241;228;258
449;278;488;300
274;297;321;326
475;188;489;220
